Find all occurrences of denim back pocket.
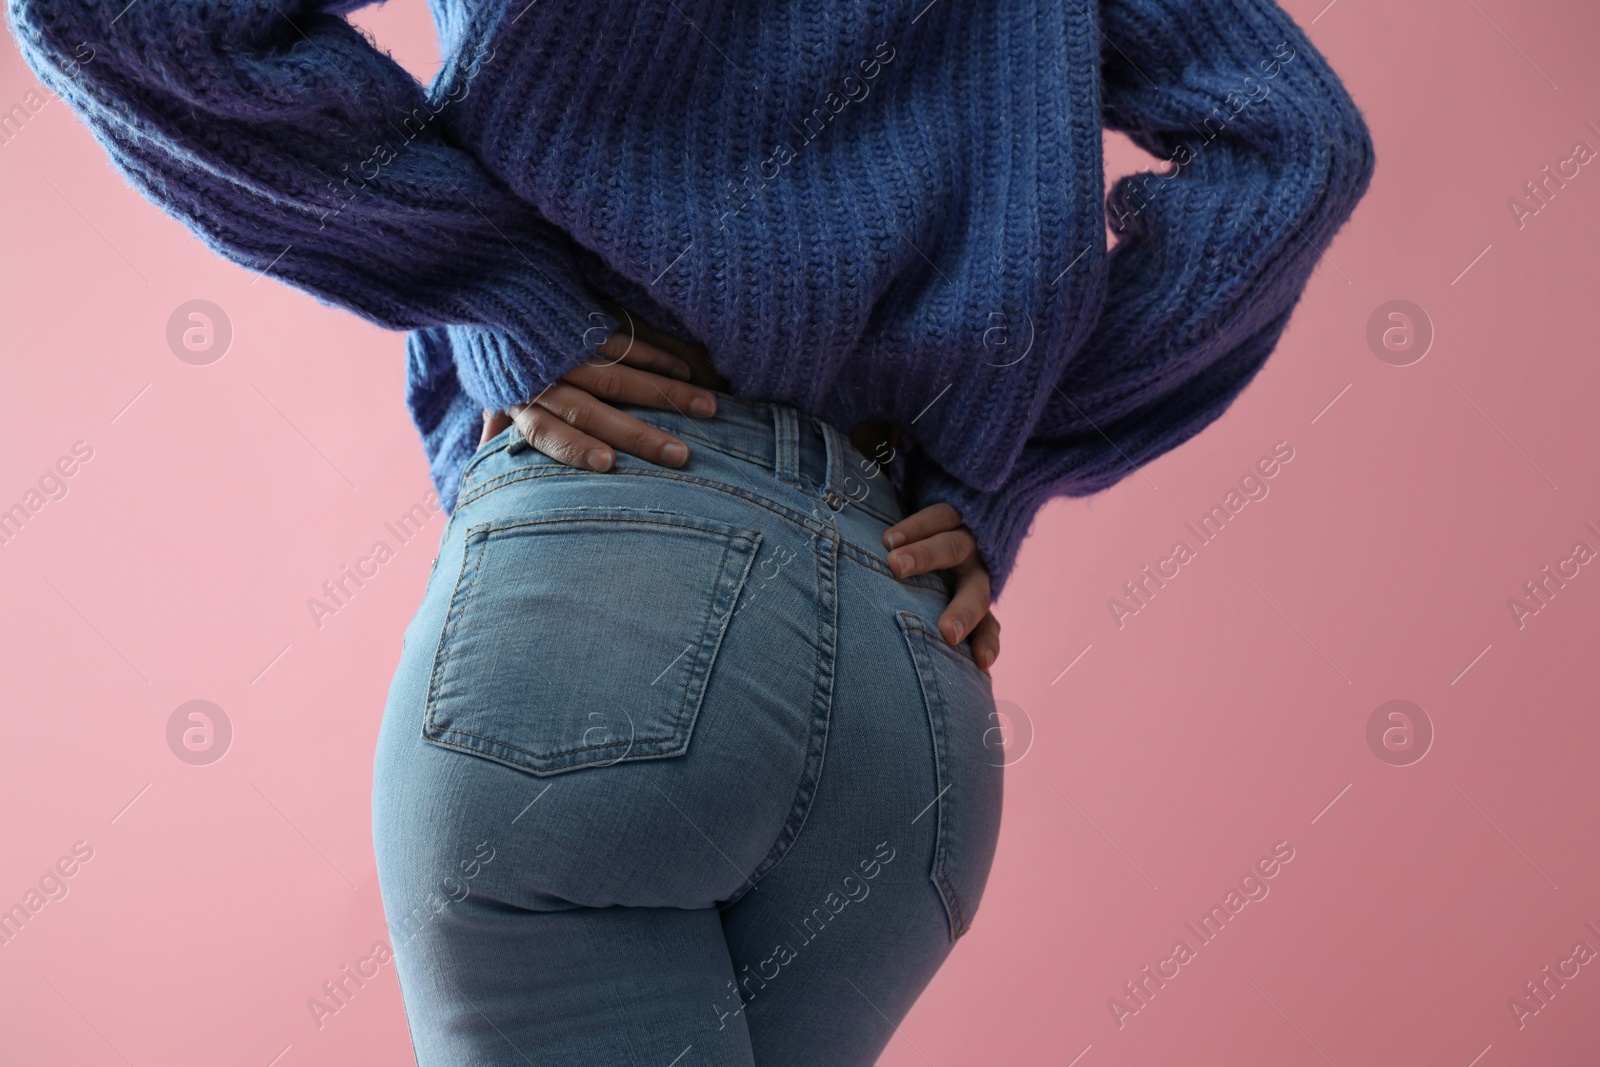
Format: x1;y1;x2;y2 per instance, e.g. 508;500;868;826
896;611;1005;941
422;507;762;776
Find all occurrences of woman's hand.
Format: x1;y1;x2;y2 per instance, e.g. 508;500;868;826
882;503;1000;672
479;333;719;469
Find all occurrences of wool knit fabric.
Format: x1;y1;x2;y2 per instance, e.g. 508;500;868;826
9;0;1374;595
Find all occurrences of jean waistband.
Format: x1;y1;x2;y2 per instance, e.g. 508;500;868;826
460;387;912;541
656;392;906;526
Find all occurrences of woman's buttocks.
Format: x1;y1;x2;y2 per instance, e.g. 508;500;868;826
373;398;984;921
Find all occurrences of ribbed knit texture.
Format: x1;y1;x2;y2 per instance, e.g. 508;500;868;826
8;0;1374;596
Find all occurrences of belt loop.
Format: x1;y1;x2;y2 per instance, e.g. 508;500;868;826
814;416;850;513
773;405;801;485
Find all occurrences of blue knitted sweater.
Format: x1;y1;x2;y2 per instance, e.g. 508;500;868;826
8;0;1373;594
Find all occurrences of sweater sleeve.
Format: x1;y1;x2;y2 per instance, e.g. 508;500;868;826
902;0;1376;597
6;0;600;411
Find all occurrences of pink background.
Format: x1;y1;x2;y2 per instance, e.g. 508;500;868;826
3;0;1599;1063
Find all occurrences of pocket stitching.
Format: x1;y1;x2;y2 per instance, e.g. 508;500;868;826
484;512;748;541
896;610;973;941
421;521;495;752
898;615;984;670
421;512;761;774
422;535;739;764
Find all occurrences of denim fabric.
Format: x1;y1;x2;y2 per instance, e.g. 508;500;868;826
372;393;1004;1066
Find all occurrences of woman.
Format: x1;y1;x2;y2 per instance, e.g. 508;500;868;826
10;0;1374;1060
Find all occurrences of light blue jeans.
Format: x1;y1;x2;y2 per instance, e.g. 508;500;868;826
372;392;1004;1066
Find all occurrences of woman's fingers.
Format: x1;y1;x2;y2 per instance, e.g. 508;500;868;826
494;334;718;471
887;527;975;578
480;408;512;447
563;360;718;419
589;333;692;379
528;380;699;468
939;557;994;651
883;501;963;550
882;507;1001;668
507;399;619;472
968;610;1001;672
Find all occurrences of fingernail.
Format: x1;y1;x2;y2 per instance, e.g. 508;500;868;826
671;365;692;381
977;649;994;671
888;551;907;576
586;448;613;471
947;622;965;644
885;531;905;549
690;396;716;417
663;441;689;465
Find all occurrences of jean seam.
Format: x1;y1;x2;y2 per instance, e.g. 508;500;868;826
896;610;970;941
455;426;516;490
422;522;493;747
845;496;901;528
639;407;901;524
426;728;672;752
811;480;901;528
483;512;757;543
718;528;839;908
457;465;818;533
898;616;983;669
455;426;770;497
836;541;945;589
459;465;935;588
599;415;774;469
